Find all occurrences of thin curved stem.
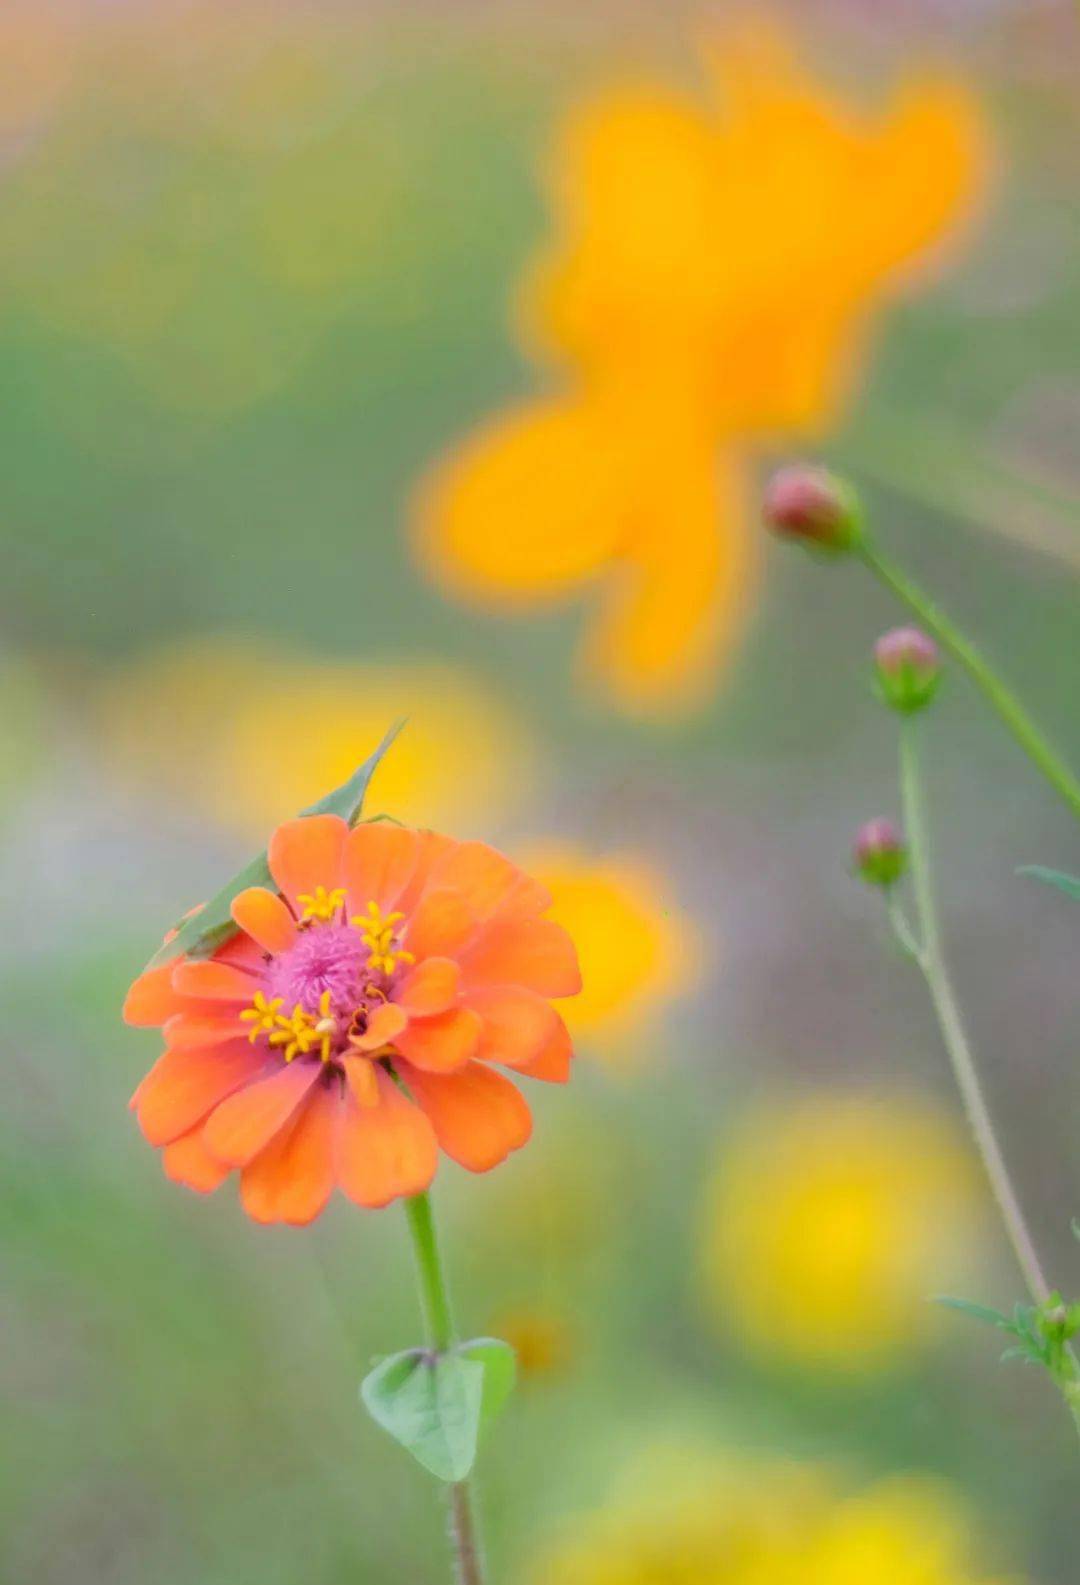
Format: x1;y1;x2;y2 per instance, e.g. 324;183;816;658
860;538;1080;822
404;1191;487;1585
898;720;1053;1305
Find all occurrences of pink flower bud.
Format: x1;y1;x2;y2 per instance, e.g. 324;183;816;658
854;818;908;889
873;626;941;714
763;464;862;555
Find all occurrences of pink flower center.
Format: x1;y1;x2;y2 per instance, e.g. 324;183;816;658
264;920;370;1020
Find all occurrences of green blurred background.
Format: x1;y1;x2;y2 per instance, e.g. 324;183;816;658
2;2;1078;1581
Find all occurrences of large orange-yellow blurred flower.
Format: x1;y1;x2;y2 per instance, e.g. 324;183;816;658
532;1447;1018;1584
701;1092;979;1369
99;641;535;838
417;23;988;715
521;842;701;1056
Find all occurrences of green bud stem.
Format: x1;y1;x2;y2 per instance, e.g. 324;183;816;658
896;720;1080;1442
859;539;1080;822
404;1191;487;1585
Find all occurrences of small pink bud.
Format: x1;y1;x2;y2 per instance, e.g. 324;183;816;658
854;818;908;889
763;464;862;555
873;626;941;714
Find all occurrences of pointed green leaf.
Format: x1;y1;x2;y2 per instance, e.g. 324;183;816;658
360;1348;484;1483
1017;866;1080;902
143;721;404;970
455;1337;516;1429
935;1296;1014;1332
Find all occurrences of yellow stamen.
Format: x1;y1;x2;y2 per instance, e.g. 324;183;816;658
268;1002;319;1063
297;885;347;924
239;991;284;1044
351;900;415;976
312;988;338;1064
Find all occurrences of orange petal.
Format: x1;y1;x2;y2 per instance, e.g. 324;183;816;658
163;1011;245;1050
171;960;259;1002
133;1041;268;1147
400;1060;532;1172
467;984;559;1068
162;1125;232;1193
461;919;582;998
342;1054;380;1108
336;1067;437;1209
267;814;348;910
395;1006;481;1074
403;886;475;962
514;1012;573;1084
395;830;456;916
123;960;183;1027
582;447;757;717
415;398;624;604
428;841;550;923
239;1082;338;1226
203;1060;321;1167
231;886;297;955
350;1000;408;1053
396;957;460;1017
344;823;421;916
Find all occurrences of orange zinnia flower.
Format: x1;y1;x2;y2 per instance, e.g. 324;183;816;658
124;815;580;1225
416;24;988;715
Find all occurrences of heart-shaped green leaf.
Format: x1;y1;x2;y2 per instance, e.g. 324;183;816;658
143;720;404;970
456;1337;516;1429
1018;865;1080;902
361;1348;484;1483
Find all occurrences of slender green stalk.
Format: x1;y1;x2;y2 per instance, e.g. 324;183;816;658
404;1191;487;1585
898;721;1051;1304
896;722;1080;1441
405;1190;456;1352
859;538;1080;822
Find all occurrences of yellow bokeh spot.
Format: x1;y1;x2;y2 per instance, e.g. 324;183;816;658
531;1446;1016;1585
488;1307;575;1381
522;843;702;1053
701;1093;980;1368
98;640;536;838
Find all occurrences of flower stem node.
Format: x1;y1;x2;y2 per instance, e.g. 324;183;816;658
874;626;941;714
854;818;908;889
763;463;863;556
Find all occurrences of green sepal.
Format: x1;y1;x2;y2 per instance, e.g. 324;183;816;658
1017;866;1080;903
360;1336;516;1483
143;720;404;970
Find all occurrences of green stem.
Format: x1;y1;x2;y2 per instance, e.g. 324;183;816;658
405;1190;455;1352
860;538;1080;822
898;722;1080;1443
898;720;1052;1305
403;1191;487;1585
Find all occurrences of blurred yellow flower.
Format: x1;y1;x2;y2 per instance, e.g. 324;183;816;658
520;843;701;1053
702;1093;979;1368
533;1452;1017;1585
99;640;535;837
417;22;988;715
